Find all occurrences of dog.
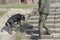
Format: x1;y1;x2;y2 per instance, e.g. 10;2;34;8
5;13;25;34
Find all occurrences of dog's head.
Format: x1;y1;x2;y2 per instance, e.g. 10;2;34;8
21;15;25;21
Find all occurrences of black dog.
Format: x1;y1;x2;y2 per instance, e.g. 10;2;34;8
5;13;25;34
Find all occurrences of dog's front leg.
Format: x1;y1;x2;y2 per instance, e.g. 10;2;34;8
19;20;21;26
9;25;13;34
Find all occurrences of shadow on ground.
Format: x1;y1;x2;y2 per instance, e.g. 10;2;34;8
1;23;39;40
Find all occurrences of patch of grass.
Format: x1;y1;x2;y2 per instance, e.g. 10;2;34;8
0;11;6;16
0;4;37;8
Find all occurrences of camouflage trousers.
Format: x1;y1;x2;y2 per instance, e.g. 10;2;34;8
39;13;50;35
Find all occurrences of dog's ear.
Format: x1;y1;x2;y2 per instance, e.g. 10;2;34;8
23;16;25;21
5;23;8;26
5;23;9;26
22;16;25;21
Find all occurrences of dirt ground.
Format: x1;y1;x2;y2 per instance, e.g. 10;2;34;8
0;8;33;40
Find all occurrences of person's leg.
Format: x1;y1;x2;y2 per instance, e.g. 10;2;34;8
38;13;45;38
38;13;50;38
42;13;50;35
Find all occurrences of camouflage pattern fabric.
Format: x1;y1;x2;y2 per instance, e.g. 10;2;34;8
38;0;50;37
